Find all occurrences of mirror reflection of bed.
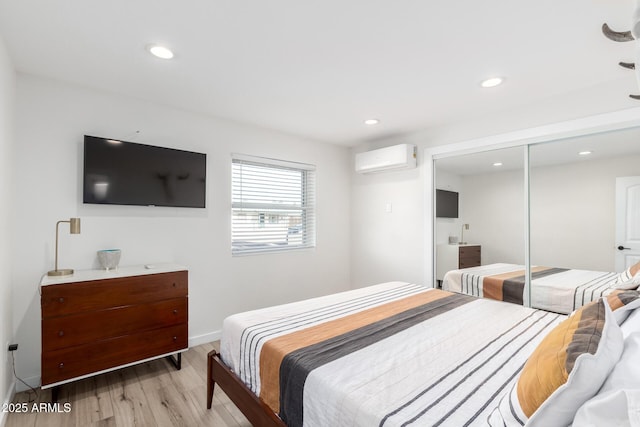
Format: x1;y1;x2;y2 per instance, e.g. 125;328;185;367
442;262;640;314
434;127;640;313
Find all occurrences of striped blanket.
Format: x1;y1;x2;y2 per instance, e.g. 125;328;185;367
220;282;564;427
442;263;619;314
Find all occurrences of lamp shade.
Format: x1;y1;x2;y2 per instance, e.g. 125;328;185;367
70;218;81;234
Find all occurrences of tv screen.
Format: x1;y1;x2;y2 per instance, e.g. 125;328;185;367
436;189;458;218
83;135;206;208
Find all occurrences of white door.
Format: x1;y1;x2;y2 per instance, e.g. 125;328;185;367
615;176;640;271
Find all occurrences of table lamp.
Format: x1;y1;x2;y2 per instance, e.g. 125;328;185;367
48;217;81;277
460;223;469;245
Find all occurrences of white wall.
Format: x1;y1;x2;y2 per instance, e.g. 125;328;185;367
351;165;424;287
11;74;352;387
460;169;525;266
529;155;640;271
0;36;15;424
456;154;640;272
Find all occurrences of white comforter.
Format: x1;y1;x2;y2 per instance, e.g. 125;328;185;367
220;281;564;427
443;263;619;314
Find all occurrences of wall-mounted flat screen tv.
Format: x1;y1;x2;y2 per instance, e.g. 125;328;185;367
83;135;206;208
436;189;458;218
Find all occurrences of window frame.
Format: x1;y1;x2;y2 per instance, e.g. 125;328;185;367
231;154;316;256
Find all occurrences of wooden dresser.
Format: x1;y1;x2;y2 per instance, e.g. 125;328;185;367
40;264;188;394
436;244;482;281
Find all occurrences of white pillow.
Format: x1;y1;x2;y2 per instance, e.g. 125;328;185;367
571;389;640;427
572;330;640;426
617;261;640;286
615;271;640;290
600;333;640;393
621;308;640;339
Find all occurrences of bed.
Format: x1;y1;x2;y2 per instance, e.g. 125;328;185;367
206;281;640;426
208;282;578;426
441;262;640;314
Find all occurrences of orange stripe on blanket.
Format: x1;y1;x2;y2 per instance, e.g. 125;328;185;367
259;289;451;412
483;266;551;301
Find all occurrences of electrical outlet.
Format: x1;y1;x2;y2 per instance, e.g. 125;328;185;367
7;343;17;352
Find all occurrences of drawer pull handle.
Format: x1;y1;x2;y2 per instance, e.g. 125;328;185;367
59;363;64;369
172;283;177;287
58;331;64;337
59;297;65;303
173;309;178;314
173;336;177;341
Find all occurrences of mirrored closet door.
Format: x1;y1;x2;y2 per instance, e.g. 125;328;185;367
528;127;640;310
434;146;527;303
432;124;640;311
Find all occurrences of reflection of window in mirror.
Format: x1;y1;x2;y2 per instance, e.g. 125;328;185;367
435;147;525;294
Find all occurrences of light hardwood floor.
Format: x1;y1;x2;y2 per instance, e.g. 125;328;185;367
5;342;252;427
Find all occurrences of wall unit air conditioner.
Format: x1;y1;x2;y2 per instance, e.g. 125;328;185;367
355;144;417;174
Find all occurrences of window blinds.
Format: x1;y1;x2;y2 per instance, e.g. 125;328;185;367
231;154;316;255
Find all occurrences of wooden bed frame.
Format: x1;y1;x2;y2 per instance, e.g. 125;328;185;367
207;349;286;427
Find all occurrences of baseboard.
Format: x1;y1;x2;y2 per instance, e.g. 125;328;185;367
0;379;16;427
14;375;39;393
188;330;221;348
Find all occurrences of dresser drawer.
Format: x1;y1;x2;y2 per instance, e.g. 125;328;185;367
42;297;187;352
42;271;187;318
458;245;480;258
459;258;481;269
41;324;187;386
459;245;481;269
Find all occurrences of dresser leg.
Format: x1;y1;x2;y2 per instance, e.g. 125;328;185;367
166;352;182;370
51;386;59;402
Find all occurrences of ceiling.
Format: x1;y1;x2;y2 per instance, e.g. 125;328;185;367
435;125;640;175
0;0;638;146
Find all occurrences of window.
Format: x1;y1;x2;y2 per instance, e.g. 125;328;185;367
232;154;316;255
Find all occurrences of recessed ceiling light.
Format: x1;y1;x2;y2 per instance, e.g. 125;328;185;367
148;45;174;59
578;150;592;156
481;77;504;88
493;162;503;167
364;119;380;125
